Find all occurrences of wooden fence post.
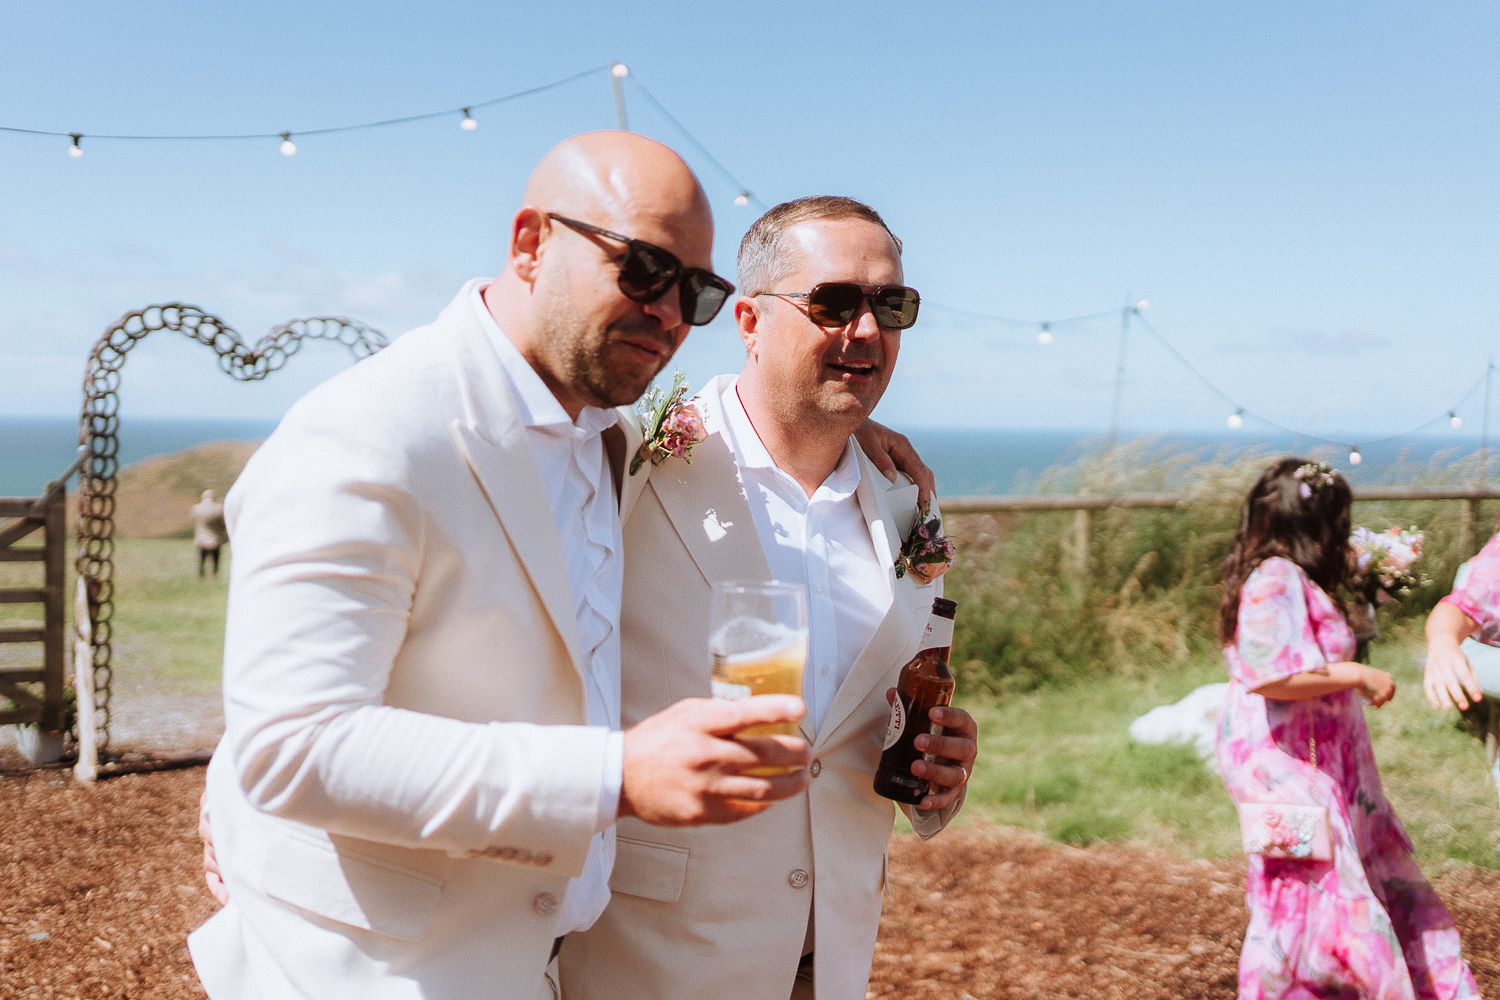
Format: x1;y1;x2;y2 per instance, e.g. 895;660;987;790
1070;508;1092;587
73;576;97;783
41;488;65;734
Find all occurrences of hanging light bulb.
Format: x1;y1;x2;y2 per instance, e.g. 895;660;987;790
279;132;297;156
1348;447;1363;467
1227;408;1244;430
734;192;750;207
611;63;630;78
68;133;83;158
1450;411;1463;429
1037;323;1053;345
460;108;477;131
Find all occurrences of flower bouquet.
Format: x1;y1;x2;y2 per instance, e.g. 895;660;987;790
1345;526;1427;657
1347;526;1427;604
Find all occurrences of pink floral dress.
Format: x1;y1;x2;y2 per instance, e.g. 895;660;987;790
1443;532;1500;640
1217;557;1479;1000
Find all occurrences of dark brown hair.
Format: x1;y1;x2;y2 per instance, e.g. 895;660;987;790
1216;457;1352;644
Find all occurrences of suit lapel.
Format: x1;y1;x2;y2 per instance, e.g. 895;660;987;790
442;300;588;682
614;407;651;524
647;405;770;591
814;448;927;749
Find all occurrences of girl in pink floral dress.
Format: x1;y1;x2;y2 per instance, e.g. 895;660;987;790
1216;458;1479;1000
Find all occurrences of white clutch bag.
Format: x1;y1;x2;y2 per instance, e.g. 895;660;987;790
1237;803;1332;861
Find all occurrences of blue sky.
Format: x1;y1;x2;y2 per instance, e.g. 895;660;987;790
1;2;1496;443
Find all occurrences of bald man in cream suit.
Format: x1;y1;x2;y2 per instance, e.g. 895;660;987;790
188;133;814;1000
561;197;978;1000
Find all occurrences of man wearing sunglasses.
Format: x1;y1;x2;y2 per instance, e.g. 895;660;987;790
189;132;817;1000
562;196;978;1000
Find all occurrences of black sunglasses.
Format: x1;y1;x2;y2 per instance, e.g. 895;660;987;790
546;213;735;327
758;282;921;331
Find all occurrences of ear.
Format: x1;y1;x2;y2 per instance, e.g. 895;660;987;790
734;296;761;359
510;207;547;283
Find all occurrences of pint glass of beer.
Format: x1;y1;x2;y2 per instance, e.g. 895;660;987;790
708;581;808;756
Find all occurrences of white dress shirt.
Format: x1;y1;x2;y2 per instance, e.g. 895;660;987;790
471;284;623;935
717;379;888;734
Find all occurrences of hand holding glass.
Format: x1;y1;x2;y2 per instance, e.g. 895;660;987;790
709;581;808;772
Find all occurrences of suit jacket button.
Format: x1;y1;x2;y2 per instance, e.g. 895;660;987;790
809;759;822;778
788;869;809;888
533;892;558;915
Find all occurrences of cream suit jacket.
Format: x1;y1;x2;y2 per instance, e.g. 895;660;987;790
561;374;962;1000
189;280;646;1000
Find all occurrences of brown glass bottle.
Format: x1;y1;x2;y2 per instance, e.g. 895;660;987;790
873;597;957;804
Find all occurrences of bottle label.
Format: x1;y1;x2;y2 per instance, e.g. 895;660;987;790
711;679;751;701
917;615;954;652
881;695;906;751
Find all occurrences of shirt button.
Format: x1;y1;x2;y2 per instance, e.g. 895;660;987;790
533;892;558;915
788;869;810;888
809;759;822;778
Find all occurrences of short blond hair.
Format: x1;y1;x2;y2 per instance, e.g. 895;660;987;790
737;196;902;296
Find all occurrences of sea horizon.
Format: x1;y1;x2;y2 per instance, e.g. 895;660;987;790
1;414;1493;500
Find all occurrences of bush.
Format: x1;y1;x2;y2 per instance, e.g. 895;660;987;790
943;440;1497;696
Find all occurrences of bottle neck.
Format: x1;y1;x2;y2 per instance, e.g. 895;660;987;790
916;612;955;654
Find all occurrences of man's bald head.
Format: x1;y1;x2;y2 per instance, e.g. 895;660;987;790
522;132;713;249
485;132;718;418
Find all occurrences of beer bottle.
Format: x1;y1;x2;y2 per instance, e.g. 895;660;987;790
873;597;957;805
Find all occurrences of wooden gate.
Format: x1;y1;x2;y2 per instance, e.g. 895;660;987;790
0;485;67;737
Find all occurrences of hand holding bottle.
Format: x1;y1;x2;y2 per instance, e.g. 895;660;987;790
910;704;978;811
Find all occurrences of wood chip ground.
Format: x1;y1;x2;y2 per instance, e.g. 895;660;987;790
2;764;1495;999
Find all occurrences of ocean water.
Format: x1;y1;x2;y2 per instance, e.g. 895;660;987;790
897;427;1490;496
0;416;278;497
0;416;1489;499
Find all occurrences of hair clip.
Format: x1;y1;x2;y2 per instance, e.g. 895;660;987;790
1292;461;1337;500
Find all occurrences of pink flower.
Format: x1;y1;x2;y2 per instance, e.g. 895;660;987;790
630;373;708;475
659;404;706;458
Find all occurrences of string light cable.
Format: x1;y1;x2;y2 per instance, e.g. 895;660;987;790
926;303;1122;343
0;64;611;154
1127;309;1494;461
623;75;763;211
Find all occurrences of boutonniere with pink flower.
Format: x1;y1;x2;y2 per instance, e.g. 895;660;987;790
630;372;708;475
894;499;956;584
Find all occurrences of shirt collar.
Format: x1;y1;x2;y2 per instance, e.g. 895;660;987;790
470;282;619;437
718;377;861;502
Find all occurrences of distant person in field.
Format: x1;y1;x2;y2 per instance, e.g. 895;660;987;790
1216;458;1478;1000
189;489;228;579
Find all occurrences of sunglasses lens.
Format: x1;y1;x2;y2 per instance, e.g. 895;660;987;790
679;271;734;326
617;243;680;302
805;283;865;327
873;288;921;330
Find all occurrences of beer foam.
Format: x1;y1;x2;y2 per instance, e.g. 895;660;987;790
710;616;806;663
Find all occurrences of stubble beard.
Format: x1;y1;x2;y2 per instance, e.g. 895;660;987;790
548;313;673;410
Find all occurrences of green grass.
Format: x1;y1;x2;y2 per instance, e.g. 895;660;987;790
108;538;229;692
0;537;227;694
938;629;1500;869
